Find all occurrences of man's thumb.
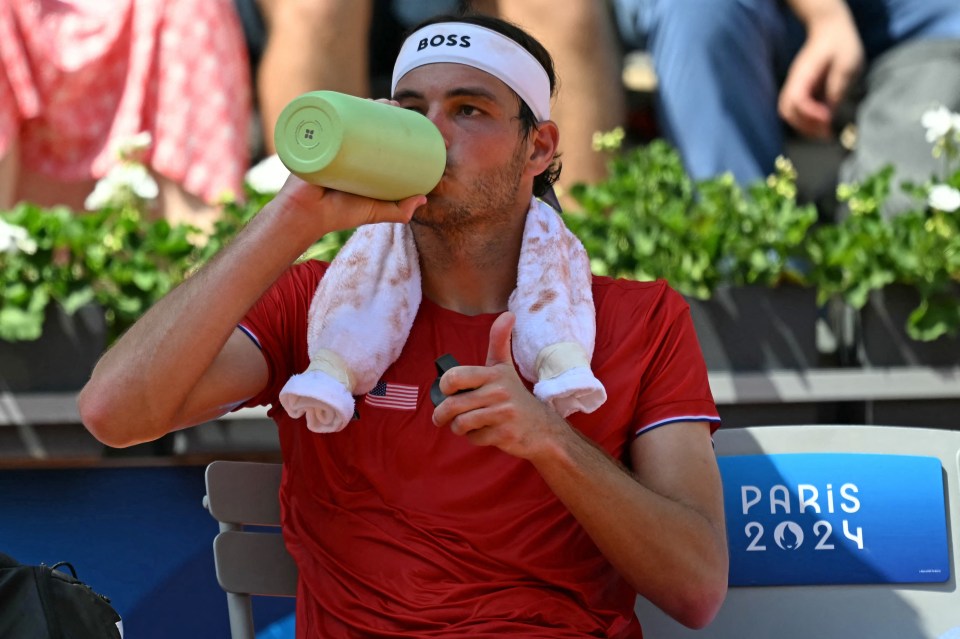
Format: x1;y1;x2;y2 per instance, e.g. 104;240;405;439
486;311;516;366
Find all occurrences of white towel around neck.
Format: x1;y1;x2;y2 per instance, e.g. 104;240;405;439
278;197;606;432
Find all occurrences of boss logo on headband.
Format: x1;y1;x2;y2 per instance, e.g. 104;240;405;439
417;34;472;51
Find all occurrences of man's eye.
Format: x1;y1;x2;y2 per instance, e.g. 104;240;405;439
458;105;479;116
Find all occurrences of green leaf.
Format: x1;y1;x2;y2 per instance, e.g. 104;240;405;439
0;307;45;341
906;299;957;341
132;270;158;291
61;288;96;315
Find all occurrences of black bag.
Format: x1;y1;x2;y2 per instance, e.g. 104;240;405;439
0;552;123;638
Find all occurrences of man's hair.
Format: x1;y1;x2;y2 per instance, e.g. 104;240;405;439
405;13;562;197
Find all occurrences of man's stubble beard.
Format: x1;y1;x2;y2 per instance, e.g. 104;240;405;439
411;142;528;242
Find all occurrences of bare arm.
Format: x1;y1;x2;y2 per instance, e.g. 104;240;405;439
79;177;424;447
481;0;625;201
780;0;864;138
433;312;728;628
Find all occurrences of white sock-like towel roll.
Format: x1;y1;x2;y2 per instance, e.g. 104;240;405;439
279;223;421;432
278;197;605;431
509;202;607;416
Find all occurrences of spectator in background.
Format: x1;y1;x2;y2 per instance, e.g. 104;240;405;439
0;0;252;232
472;1;626;208
240;0;625;206
612;0;960;207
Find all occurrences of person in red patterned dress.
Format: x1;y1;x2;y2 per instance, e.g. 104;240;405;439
79;13;728;638
0;0;251;231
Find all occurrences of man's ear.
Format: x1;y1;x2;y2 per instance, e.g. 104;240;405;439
525;120;559;177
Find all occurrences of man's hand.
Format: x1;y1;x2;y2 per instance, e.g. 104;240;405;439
432;311;568;460
267;98;429;236
271;174;426;237
779;1;864;139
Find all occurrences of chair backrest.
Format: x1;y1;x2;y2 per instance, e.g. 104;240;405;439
635;424;960;639
204;460;297;639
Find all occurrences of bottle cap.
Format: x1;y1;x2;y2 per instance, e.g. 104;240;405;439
274;94;344;176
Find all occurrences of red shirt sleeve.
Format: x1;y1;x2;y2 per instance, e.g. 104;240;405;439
634;284;720;435
236;261;328;409
592;278;720;438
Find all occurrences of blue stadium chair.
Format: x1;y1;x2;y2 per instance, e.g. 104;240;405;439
636;424;960;638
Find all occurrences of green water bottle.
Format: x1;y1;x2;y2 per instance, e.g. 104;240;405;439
274;90;446;201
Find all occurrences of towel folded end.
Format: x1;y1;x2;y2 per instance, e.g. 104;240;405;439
279;370;356;433
533;366;607;417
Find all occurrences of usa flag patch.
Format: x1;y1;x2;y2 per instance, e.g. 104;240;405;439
365;381;419;411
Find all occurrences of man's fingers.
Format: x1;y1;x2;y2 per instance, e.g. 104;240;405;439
780;83;832;138
485;311;515;367
361;194;425;225
393;195;427;223
433;312;517;431
794;98;832;138
824;62;859;110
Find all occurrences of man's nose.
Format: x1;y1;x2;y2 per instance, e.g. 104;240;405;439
425;108;453;148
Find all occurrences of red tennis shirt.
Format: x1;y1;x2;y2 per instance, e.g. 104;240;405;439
239;260;719;638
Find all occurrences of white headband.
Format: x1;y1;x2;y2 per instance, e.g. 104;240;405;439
391;23;551;122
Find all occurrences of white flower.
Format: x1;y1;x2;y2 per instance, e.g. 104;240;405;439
245;154;290;194
84;162;159;210
117;163;159;200
0;219;37;255
928;184;960;212
921;106;960;144
112;131;153;161
84;178;115;211
0;219;26;253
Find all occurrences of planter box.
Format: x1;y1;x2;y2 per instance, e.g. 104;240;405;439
685;286;827;428
686;286;820;371
0;304;106;392
858;284;960;367
857;284;960;429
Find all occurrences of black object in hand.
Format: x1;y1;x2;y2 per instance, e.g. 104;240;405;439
430;353;461;407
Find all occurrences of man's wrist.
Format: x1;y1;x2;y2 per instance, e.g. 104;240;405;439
786;0;853;28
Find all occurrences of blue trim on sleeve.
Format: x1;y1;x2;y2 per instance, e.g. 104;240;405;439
237;323;262;350
634;415;721;438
